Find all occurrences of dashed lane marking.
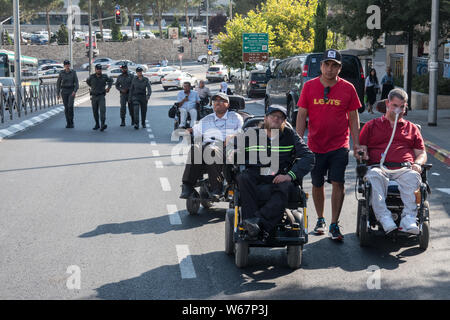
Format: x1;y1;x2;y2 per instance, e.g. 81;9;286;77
176;245;197;279
166;204;182;225
159;177;171;191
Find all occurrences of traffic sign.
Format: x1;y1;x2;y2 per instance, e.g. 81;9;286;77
207;44;212;50
242;33;269;63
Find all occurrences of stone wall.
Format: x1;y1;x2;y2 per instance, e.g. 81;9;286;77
1;36;212;68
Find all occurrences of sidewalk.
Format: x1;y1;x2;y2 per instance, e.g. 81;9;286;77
359;109;450;166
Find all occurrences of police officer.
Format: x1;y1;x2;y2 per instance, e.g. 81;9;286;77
129;67;151;129
86;64;113;131
115;64;134;127
56;60;79;128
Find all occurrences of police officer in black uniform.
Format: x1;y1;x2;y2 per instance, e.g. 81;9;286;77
115;64;134;126
129;67;152;129
56;60;79;128
86;64;113;131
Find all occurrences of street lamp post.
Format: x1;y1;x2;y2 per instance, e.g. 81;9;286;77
13;0;21;117
428;0;439;126
88;0;93;75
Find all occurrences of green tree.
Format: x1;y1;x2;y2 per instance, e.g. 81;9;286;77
111;23;123;42
232;0;264;17
313;0;327;52
39;0;64;46
56;23;68;45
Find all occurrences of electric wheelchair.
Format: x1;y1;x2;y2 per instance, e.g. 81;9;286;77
184;95;253;215
224;116;309;269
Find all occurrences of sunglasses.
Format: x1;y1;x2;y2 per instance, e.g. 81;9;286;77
324;86;330;103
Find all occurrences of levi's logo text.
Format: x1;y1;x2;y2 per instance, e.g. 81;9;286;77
314;98;341;106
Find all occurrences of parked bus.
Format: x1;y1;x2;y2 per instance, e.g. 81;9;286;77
0;49;39;86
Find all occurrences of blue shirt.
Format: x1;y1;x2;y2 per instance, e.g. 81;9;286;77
177;90;200;110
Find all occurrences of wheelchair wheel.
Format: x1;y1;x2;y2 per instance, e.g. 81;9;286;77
359;203;370;247
225;209;235;255
419;201;430;250
235;241;249;268
356;199;365;237
186;190;200;215
200;185;213;209
287;245;303;269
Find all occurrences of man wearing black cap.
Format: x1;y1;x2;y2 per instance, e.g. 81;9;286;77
115;64;134;126
234;105;314;239
129;67;151;129
86;64;113;131
57;60;79;128
296;49;365;241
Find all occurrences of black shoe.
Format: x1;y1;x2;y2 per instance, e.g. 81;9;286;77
120;119;125;127
134;124;139;130
179;125;186;129
69;123;74;128
93;124;100;130
242;218;261;238
180;184;195;199
210;188;222;200
100;124;107;131
142;123;146;128
66;123;70;128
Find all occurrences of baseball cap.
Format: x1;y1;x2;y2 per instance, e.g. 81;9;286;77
136;67;143;72
95;64;102;70
63;60;70;65
266;105;287;118
321;49;342;64
211;92;229;103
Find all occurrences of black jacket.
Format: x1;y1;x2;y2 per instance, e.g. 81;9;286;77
232;126;315;183
86;73;113;96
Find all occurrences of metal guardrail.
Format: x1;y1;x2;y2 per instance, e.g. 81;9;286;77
0;82;90;124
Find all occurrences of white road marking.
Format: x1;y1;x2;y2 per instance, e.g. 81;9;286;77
176;245;197;279
432;173;440;176
436;188;450;195
152;150;160;157
148;134;155;139
150;141;157;146
159;177;171;191
167;204;182;225
155;160;164;168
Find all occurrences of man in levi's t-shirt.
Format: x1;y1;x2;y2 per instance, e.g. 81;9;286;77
296;49;366;241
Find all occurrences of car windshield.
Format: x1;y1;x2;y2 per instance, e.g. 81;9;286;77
0;79;14;86
208;67;220;71
251;73;267;81
149;68;159;72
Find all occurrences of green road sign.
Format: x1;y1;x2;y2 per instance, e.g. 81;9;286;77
242;33;269;53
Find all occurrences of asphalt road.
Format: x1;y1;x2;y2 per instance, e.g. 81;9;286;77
0;66;449;300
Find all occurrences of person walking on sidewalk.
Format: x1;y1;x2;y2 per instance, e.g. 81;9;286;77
380;67;395;100
57;60;79;128
296;49;366;241
86;64;113;131
115;64;134;127
129;67;152;129
365;68;380;114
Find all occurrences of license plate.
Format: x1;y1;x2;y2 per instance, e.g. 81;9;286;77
260;84;266;87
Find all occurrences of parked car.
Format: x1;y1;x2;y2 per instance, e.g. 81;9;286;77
197;50;220;64
206;64;228;82
39;63;64;72
30;34;48;45
145;66;179;84
81;57;115;70
38;59;59;66
106;68;136;80
137;31;156;39
229;64;265;81
265;52;365;126
247;70;269;98
161;72;198;91
109;60;148;72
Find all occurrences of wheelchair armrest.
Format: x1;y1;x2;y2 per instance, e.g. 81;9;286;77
422;163;432;170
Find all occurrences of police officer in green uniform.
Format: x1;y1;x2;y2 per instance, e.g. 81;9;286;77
56;60;79;128
115;64;134;126
129;67;152;129
86;64;113;131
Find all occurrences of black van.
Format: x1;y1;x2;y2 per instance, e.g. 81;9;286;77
265;52;366;126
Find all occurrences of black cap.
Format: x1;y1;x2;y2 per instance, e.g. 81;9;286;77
63;60;70;65
136;67;143;72
266;105;287;118
95;64;102;70
120;64;128;69
321;49;342;64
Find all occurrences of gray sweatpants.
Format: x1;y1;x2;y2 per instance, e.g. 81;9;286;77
365;167;421;221
91;94;106;125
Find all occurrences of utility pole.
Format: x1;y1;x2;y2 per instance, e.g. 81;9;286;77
88;0;93;75
206;0;210;66
229;0;232;20
428;0;439;126
13;0;21;116
68;0;73;65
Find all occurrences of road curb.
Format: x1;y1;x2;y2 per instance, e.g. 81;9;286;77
0;94;91;142
425;140;450;166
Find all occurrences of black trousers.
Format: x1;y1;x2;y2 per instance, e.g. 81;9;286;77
120;94;133;122
182;143;224;191
132;96;148;125
236;169;292;232
61;92;74;124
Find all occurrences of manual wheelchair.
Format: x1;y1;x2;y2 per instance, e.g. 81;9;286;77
355;153;432;250
223;116;309;269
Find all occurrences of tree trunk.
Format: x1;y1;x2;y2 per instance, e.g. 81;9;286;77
185;0;189;37
46;9;51;46
131;13;135;39
98;7;104;42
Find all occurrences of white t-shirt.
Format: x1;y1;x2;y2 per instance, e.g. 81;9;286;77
177;90;200;110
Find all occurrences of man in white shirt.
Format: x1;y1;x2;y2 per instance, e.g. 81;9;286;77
195;80;211;106
180;92;244;199
177;82;200;129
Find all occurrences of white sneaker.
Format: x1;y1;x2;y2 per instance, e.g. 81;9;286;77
379;216;397;234
399;215;420;235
